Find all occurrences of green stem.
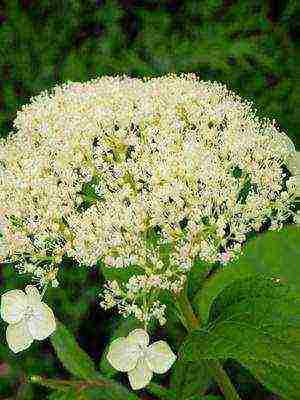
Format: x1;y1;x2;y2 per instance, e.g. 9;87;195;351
208;361;241;400
30;375;72;392
174;288;241;400
30;375;108;392
174;286;200;331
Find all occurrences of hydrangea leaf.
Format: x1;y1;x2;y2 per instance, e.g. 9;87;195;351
47;391;76;400
194;226;300;324
170;358;212;399
33;374;140;400
238;358;300;400
46;383;140;400
181;279;300;400
80;385;140;400
50;321;99;380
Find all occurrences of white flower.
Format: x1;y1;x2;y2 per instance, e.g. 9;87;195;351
295;211;300;226
107;329;177;390
287;175;300;197
287;151;300;176
0;285;56;353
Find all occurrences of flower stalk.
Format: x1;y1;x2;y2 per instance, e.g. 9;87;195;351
30;375;108;392
174;288;241;400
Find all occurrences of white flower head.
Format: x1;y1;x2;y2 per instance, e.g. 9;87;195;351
287;175;300;197
107;329;176;390
0;285;56;353
287;151;300;176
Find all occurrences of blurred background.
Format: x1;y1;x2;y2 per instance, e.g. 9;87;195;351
0;1;299;399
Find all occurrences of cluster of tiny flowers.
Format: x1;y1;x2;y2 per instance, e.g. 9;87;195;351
0;73;298;325
100;270;185;325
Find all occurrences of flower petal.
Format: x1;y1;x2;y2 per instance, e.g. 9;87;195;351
146;340;177;374
128;358;153;390
127;329;149;348
287;151;300;175
27;302;56;340
6;321;33;353
25;285;41;307
107;337;141;372
1;289;27;324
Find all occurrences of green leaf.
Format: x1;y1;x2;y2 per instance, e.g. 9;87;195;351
186;292;300;367
171;358;212;399
194;226;300;324
209;274;294;323
146;383;177;400
239;358;300;400
14;383;34;400
80;385;140;400
33;374;140;400
47;390;76;400
186;396;222;400
50;321;98;380
182;280;300;400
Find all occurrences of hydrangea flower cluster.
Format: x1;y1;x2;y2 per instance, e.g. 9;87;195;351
0;73;298;332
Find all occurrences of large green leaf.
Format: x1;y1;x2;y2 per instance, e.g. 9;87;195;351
194;226;300;324
181;280;300;400
238;358;300;400
170;358;212;400
208;274;295;323
50;321;98;380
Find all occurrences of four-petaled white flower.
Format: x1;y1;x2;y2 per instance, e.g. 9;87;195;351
107;328;177;390
0;285;56;353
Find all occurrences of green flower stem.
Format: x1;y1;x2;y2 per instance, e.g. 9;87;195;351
30;375;73;391
30;375;107;391
174;288;241;400
174;287;200;331
208;361;241;400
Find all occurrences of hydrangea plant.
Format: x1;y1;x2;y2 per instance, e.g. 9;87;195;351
0;74;299;399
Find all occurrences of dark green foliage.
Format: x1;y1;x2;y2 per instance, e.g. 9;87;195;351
0;0;299;149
